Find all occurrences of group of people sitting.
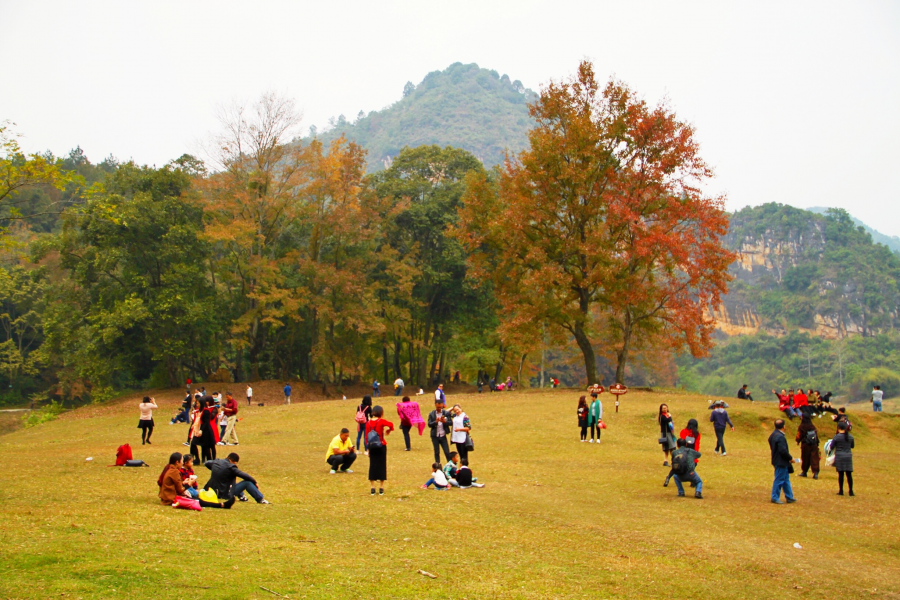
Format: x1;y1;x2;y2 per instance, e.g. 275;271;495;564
771;388;837;420
158;451;269;509
422;451;484;489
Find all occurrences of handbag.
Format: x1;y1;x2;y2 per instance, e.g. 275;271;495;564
198;488;220;503
464;434;474;452
658;437;668;445
173;496;202;511
788;463;795;474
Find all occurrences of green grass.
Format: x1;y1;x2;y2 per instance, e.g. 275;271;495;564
0;388;898;599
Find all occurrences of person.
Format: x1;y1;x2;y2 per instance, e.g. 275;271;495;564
455;459;484;488
831;422;855;496
138;396;158;445
709;401;734;456
793;388;810;417
221;392;239;446
364;405;394;496
421;462;450;490
489;377;496;392
159;452;193;504
737;384;754;402
393;377;405;397
768;419;798;504
245;384;253;407
680;419;701;451
204;453;269;504
356;395;373;455
450;404;471;462
427;399;453;464
658;404;676;466
477;379;483;393
505;376;513;391
577;396;589;442
588;393;603;443
773;389;797;420
833;407;852;433
217;408;228;443
396;395;424;451
197;397;218;462
283;382;292;405
871;385;883;412
443;451;460;487
434;383;446;405
179;454;200;498
326;428;357;474
170;396;189;425
795;415;820;479
372;379;381;397
669;438;703;498
454;370;460;383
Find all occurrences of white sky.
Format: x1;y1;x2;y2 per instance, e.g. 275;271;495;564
2;1;899;235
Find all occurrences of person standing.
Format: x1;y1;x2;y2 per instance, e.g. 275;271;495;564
450;404;471;463
577;396;589;442
222;392;239;446
871;385;883;412
768;419;798;504
364;405;394;496
326;428;357;474
427;399;453;464
245;384;253;407
709;401;734;456
658;404;676;466
138;396;158;445
434;383;446;405
396;395;424;452
283;383;292;405
393;377;405;397
831;422;855;496
588;393;603;443
795;415;820;479
356;395;373;455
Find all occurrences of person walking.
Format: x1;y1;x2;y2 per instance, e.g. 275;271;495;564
577;396;589;442
356;395;373;455
658;404;676;466
373;379;381;397
396;395;424;451
427;399;453;464
709;401;734;456
588;393;603;443
245;384;253;407
365;405;394;496
222;392;239;446
831;422;855;496
283;383;292;405
450;404;471;463
393;377;405;397
326;428;357;474
871;385;883;412
795;415;820;479
138;396;158;445
768;419;798;504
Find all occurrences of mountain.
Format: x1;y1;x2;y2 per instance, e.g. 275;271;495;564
807;206;900;255
310;62;537;171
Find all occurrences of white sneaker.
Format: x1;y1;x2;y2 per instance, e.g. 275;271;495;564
589;439;594;443
364;451;369;456
216;442;225;446
722;452;727;456
344;469;353;473
330;470;337;474
581;440;586;443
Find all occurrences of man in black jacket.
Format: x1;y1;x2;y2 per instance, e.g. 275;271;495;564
768;419;796;504
204;453;270;504
427;400;453;464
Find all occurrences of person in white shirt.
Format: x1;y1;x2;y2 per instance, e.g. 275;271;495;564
450;404;471;462
872;385;883;412
246;385;253;407
421;462;450;490
435;383;446;404
138;396;159;445
394;378;404;396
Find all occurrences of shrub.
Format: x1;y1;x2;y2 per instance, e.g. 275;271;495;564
22;400;65;428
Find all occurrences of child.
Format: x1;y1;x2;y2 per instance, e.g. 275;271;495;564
421;462;450;490
179;454;199;499
443;451;460;487
456;459;484;488
218;409;228;444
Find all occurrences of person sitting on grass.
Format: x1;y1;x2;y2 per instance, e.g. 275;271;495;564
159;452;194;504
737;384;753;402
179;454;200;498
326;428;357;474
443;451;460;487
455;459;484;488
773;389;797;420
668;438;703;499
204;453;270;505
421;462;450;490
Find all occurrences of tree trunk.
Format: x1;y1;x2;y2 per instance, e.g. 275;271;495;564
382;333;389;385
493;342;505;381
437;349;446;384
517;353;528;387
572;323;599;385
613;312;632;385
393;338;402;380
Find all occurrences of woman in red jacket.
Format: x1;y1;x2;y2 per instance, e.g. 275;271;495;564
680;419;701;452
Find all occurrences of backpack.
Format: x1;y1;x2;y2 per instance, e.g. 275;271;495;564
804;429;818;445
671;451;691;476
355;406;368;424
366;421;384;449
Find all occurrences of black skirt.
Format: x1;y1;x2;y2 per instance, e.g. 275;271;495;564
137;419;154;429
368;445;387;481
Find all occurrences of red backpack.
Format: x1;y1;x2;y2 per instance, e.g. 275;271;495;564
115;444;133;466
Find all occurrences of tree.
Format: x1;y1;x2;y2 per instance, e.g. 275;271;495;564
403;81;415;98
458;61;734;384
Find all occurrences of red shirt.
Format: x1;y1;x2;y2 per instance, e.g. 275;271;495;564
777;394;790;410
365;418;395;446
224;398;239;416
679;428;701;452
793;393;808;408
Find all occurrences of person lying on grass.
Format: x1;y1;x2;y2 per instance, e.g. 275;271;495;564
204;452;270;505
455;459;484;488
421;462;450;490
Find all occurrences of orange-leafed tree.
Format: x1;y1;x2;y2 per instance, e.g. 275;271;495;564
457;61;734;384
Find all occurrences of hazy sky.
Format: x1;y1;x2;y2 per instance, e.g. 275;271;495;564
3;1;899;235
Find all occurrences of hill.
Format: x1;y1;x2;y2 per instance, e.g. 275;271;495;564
808;206;900;255
1;387;899;598
311;62;536;171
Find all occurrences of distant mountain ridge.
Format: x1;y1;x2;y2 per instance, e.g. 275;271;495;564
311;62;536;171
807;206;900;255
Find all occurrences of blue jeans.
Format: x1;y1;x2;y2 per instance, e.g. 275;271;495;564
673;472;702;495
232;480;264;502
424;478;447;490
395;386;403;396
873;401;882;412
772;466;794;501
373;387;380;397
185;487;199;499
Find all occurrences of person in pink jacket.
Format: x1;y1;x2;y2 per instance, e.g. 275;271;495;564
396;396;425;451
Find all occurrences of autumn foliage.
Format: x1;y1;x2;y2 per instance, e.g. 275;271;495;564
457;61;735;384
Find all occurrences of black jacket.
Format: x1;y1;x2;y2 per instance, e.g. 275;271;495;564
768;430;793;468
204;459;256;499
427;409;453;439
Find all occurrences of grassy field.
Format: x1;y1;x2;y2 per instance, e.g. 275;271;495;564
0;387;898;600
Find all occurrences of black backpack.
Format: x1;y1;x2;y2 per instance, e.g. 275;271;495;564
804;429;818;445
672;451;690;476
366;422;384;449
